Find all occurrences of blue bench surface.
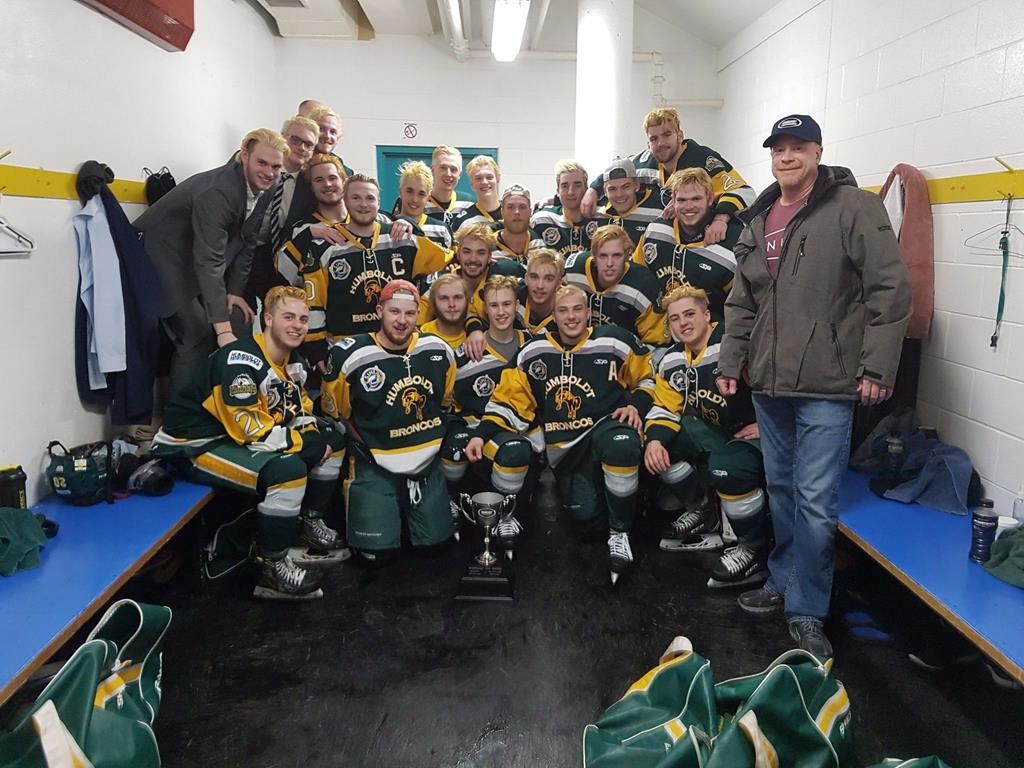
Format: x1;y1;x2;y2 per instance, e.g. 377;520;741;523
838;471;1024;683
0;481;213;705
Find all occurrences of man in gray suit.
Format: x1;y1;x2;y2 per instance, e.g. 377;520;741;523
134;129;287;394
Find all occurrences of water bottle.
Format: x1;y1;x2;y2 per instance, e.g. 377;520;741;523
969;499;998;563
884;433;905;479
0;464;27;508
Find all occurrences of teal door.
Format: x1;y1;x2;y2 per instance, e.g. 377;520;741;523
375;145;499;215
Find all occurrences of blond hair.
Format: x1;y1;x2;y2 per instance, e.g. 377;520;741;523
429;273;467;316
554;284;588;305
589;224;634;255
455;222;497;250
307;104;340;123
399;160;434;191
666;167;713;199
643;107;681;134
304;153;346;182
526;248;564;275
432;145;462;164
466;155;500;180
481;275;520;302
343;172;380;195
662;284;710;311
554;159;589;186
264;285;308;314
281;115;320;140
238;129;288;161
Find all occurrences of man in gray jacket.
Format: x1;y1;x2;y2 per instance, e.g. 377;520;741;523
134;129;287;394
717;114;911;658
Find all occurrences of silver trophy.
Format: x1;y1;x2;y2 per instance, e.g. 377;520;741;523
455;492;516;601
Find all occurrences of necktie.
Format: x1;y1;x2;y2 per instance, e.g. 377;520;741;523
268;172;291;247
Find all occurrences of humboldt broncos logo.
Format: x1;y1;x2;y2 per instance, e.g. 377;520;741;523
554;388;582;420
364;281;382;304
401;387;427;420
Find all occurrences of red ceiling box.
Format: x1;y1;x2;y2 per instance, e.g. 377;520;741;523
79;0;195;52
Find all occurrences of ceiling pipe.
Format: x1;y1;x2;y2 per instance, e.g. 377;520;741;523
465;48;663;62
527;0;551;50
436;0;469;61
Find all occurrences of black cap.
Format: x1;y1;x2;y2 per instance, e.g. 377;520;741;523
762;114;822;147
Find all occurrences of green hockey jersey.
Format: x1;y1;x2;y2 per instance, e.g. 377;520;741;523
633;217;740;318
590;138;756;217
529;205;598;257
279;219;448;342
491;224;546;263
645;323;755;443
320;332;455;476
449;201;502;233
514;283;555;335
476;325;654;468
452;330;533;423
594;188;667;247
426;192;474;229
153;333;317;456
563;251;669;346
404;212;453;252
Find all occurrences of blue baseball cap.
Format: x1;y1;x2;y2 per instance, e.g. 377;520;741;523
763;114;822;147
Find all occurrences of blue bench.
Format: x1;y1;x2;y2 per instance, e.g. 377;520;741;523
0;481;214;706
838;471;1024;683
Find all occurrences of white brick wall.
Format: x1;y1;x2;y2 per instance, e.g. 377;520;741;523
716;0;1024;515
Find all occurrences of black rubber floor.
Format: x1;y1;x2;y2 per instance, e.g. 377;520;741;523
149;476;1022;767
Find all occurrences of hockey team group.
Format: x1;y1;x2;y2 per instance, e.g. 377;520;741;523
139;101;911;660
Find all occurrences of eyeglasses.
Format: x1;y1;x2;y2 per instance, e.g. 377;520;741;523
286;134;316;151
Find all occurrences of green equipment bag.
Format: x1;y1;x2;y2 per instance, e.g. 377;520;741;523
0;600;171;768
583;637;716;768
583;637;955;768
44;441;113;506
708;648;854;768
201;507;257;580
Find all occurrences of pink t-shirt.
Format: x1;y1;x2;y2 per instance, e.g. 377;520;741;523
763;195;808;279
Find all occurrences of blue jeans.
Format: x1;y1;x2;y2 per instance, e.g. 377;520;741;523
752;395;854;621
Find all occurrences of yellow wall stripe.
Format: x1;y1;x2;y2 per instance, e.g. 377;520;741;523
863;168;1024;205
0;162;147;204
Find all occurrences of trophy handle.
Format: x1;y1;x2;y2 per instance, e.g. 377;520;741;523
458;493;476;525
498;494;517;523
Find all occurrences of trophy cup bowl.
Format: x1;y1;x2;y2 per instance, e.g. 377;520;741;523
455;492;515;602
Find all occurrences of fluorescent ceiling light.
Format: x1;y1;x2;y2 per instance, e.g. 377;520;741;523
491;0;531;62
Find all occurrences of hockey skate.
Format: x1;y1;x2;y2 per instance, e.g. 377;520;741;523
496;514;523;560
450;499;462;542
660;495;716;540
290;517;350;569
608;530;633;586
253;555;324;600
706;541;769;589
659;503;736;553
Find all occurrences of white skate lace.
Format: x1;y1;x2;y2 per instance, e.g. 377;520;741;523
276;557;307;589
307;518;338;545
497;516;522;538
670;510;702;533
720;544;754;575
608;531;632;562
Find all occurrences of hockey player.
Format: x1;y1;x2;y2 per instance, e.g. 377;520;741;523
449;155;502;231
420;273;469;349
517;248;564;335
582;108;754;244
306;104;354;177
643;285;768;588
593;159;668;246
280;173;447;360
320;280;456;565
531;160;598;257
633;167;741;319
491;185;545;263
152;286;348;600
442;276;536;557
425;145;474;226
564;224;668;347
394;160;453;251
469;284;654;584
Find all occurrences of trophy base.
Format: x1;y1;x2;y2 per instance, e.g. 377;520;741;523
456;563;514;602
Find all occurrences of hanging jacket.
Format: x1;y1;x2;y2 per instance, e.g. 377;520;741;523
879;163;933;339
